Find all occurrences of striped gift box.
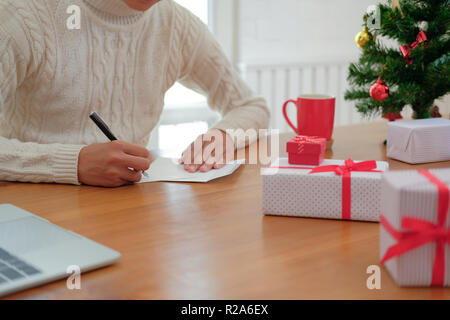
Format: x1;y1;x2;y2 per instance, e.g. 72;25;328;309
387;118;450;164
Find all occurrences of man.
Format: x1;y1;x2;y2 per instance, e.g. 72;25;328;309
0;0;269;187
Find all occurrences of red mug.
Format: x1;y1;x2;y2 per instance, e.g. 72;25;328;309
282;94;335;140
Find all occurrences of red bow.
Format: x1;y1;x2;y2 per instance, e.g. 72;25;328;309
400;30;428;64
308;159;379;176
293;136;323;143
381;170;450;287
291;136;324;154
309;159;381;220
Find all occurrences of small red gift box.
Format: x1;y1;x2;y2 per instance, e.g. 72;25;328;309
286;135;326;165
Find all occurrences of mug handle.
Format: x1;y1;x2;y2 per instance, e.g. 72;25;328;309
282;99;298;133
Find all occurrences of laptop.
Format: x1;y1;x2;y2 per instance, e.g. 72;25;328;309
0;204;121;297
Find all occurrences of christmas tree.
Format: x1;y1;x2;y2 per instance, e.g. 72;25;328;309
345;0;450;119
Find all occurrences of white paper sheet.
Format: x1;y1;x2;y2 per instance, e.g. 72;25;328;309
139;157;244;183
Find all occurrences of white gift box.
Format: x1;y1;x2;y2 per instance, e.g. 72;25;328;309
380;168;450;287
262;158;389;222
387;118;450;164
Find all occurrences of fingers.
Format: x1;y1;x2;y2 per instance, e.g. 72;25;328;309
181;135;205;172
186;145;221;173
112;140;150;158
181;143;194;165
120;168;142;183
122;154;151;171
108;141;151;172
213;163;226;170
103;167;141;187
184;163;201;173
199;154;214;172
191;136;205;165
199;163;214;172
179;130;236;173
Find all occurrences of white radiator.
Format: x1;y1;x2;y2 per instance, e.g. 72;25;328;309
239;61;379;132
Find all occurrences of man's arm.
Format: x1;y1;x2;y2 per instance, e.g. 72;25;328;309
176;4;270;140
0;4;87;184
171;3;270;172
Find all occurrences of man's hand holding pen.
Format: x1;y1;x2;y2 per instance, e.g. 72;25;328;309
78;140;151;187
81;112;235;187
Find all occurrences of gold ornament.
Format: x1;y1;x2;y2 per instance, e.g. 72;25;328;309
391;0;404;18
355;26;371;49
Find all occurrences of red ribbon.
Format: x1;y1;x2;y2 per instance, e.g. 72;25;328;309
292;136;323;143
308;159;381;220
400;30;428;64
380;170;450;287
291;136;324;154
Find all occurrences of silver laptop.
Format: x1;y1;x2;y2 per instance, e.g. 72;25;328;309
0;204;120;297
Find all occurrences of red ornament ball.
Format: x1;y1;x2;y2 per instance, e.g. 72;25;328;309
382;112;402;122
370;78;389;101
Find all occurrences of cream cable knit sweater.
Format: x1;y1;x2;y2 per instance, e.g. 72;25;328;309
0;0;269;185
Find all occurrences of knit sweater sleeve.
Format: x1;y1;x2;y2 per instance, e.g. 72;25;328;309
0;2;84;185
170;3;270;146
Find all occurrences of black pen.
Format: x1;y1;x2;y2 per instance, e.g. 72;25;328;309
89;112;148;177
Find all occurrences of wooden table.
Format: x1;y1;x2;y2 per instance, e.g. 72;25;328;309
2;121;450;299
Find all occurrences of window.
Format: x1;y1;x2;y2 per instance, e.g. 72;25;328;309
158;121;209;157
174;0;209;25
164;0;211;109
151;0;218;152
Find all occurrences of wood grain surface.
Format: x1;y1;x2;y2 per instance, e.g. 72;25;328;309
2;121;450;299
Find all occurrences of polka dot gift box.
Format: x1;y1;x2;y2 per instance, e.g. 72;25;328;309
380;168;450;287
262;158;389;222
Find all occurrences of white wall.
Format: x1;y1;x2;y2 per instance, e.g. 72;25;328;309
211;0;238;64
238;0;379;64
231;0;449;124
